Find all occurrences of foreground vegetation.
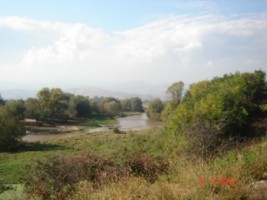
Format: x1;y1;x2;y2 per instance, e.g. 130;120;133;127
0;128;266;199
0;70;266;199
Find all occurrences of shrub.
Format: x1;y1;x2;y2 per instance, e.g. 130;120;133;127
0;106;25;151
126;155;169;183
186;119;226;159
146;98;164;120
26;154;169;199
166;70;266;156
25;154;126;200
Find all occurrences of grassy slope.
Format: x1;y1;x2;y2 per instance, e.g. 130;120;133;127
0;127;267;199
0;113;132;184
0;128;166;184
70;133;267;200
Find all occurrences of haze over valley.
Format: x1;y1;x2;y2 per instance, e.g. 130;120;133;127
0;81;171;100
0;1;267;199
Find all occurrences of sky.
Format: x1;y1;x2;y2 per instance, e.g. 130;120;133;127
0;0;267;90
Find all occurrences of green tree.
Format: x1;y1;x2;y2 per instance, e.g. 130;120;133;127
49;88;68;120
75;96;91;118
146;98;164;120
130;97;144;112
166;70;266;156
0;106;25;151
37;88;51;120
37;88;68;121
66;95;91;118
104;101;121;117
161;101;176;122
0;95;5;105
162;81;184;121
166;81;184;105
121;99;131;111
25;98;41;120
65;94;78;119
96;97;108;114
95;97;121;116
89;97;100;113
6;99;26;120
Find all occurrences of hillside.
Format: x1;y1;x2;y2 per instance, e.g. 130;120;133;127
1;127;266;199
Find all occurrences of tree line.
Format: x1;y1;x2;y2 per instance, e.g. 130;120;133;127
0;88;144;122
0;88;143;151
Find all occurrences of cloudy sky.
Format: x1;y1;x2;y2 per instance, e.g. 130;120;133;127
0;0;267;90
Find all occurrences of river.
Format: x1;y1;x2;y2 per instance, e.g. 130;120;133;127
116;113;162;131
22;113;162;142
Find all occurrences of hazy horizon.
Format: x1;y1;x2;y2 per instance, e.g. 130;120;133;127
0;0;266;91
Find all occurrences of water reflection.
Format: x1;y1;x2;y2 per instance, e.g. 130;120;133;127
116;113;162;131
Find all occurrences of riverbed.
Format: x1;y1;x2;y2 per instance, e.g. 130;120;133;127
22;113;162;142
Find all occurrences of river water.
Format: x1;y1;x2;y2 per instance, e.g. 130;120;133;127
116;113;162;131
22;113;162;142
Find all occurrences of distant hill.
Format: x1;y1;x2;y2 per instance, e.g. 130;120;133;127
0;87;163;100
109;81;169;96
0;81;180;100
0;89;37;100
65;88;156;100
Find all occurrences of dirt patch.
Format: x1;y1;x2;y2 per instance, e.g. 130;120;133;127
26;125;80;135
56;126;79;133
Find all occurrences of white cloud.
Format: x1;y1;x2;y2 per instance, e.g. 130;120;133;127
0;14;266;87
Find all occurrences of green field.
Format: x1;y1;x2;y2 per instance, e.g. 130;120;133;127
0;128;164;184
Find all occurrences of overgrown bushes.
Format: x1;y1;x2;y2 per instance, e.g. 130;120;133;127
0;106;25;151
25;154;126;199
0;181;12;194
146;98;164;120
166;70;266;156
126;155;169;183
25;153;169;199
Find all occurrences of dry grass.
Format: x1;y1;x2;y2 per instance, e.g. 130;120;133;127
68;136;267;200
1;127;266;199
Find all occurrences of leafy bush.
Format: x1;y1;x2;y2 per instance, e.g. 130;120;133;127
126;155;169;183
146;98;164;120
25;154;126;200
25;153;169;199
186;119;226;159
0;106;25;152
166;71;266;156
